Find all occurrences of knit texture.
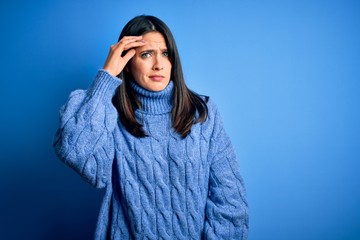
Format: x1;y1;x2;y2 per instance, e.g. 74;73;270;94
53;70;249;239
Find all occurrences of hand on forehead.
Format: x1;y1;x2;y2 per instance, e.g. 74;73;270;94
139;32;167;50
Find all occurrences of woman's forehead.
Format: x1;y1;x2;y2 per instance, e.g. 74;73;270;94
141;32;167;48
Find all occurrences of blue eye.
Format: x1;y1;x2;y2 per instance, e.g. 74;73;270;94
163;51;169;57
141;52;152;58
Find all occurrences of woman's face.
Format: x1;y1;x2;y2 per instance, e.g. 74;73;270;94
130;31;172;92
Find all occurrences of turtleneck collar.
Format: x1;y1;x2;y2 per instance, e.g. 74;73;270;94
130;80;174;114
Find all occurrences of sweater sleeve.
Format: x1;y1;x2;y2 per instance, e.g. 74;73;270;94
204;103;249;239
53;70;121;188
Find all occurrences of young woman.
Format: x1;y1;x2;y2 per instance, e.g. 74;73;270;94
54;15;249;239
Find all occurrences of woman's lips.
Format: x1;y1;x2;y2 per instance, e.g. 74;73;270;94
149;75;164;81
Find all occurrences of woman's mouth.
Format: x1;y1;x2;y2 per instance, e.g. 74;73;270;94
149;75;164;81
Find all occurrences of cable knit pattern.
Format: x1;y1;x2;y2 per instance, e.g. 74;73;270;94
53;70;249;239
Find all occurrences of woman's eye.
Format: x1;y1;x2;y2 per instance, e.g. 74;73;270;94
141;52;151;58
163;51;169;57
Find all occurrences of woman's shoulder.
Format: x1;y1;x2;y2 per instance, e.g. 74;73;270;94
198;95;219;116
195;95;221;126
193;96;224;140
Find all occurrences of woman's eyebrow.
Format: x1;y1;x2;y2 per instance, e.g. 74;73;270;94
139;49;155;54
139;48;168;53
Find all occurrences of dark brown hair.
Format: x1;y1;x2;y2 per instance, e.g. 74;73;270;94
112;15;208;138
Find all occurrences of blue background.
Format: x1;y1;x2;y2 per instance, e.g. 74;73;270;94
1;0;359;239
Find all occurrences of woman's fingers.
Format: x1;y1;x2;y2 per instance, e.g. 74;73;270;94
122;40;146;51
122;49;136;63
103;36;146;77
112;36;144;54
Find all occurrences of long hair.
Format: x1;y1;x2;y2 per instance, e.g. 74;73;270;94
112;15;208;138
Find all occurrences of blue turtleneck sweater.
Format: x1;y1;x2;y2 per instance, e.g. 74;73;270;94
53;70;249;239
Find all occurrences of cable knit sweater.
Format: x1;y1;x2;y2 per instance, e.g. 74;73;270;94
53;70;249;239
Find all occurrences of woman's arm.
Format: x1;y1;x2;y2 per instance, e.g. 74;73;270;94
204;104;249;239
53;70;120;188
53;36;145;188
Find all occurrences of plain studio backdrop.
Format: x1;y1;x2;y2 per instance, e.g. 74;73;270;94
0;0;359;239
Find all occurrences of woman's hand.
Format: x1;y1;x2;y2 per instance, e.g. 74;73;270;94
103;36;145;77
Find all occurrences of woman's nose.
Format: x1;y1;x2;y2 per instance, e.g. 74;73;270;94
153;54;164;70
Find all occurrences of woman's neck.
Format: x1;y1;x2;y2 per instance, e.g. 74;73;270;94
130;80;174;114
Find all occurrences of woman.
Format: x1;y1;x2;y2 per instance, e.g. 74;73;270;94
53;15;249;239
